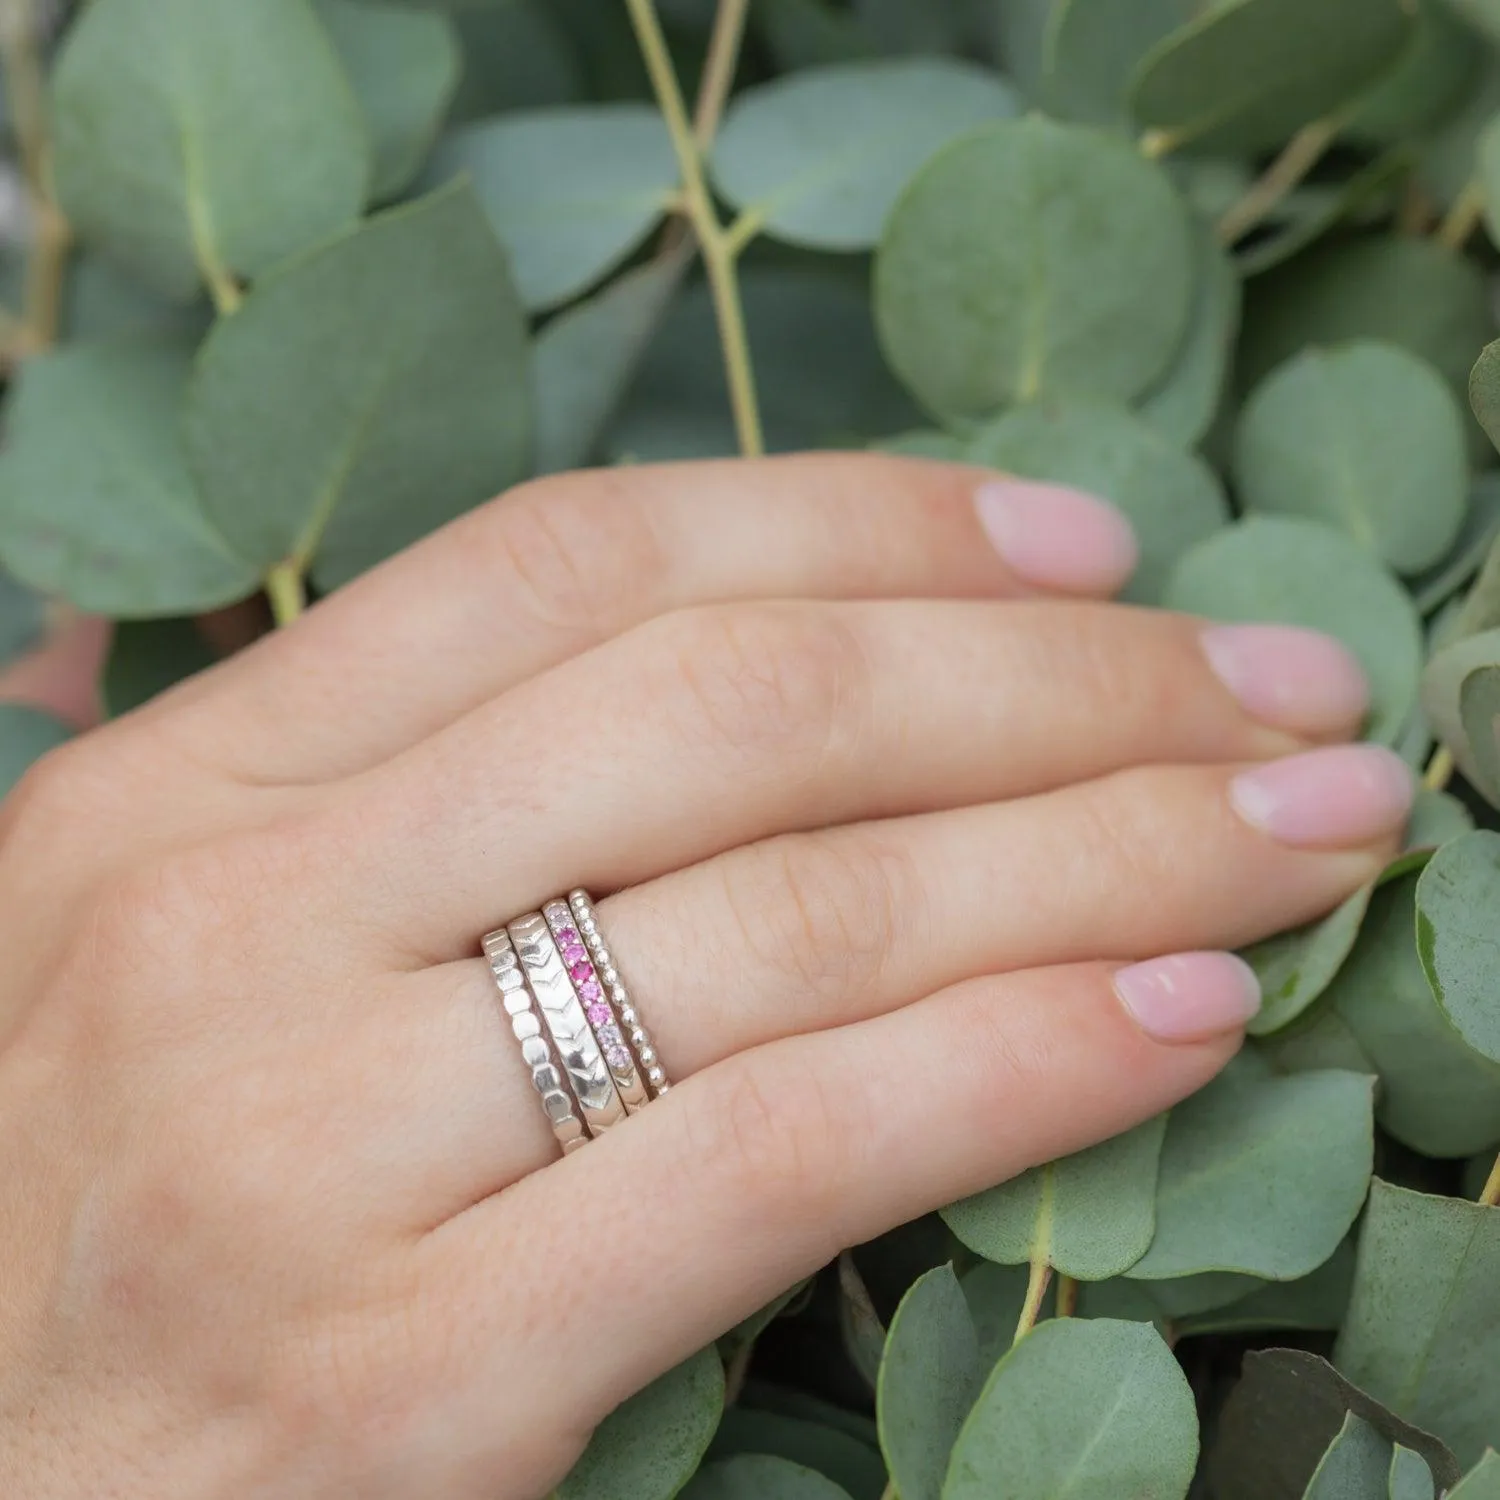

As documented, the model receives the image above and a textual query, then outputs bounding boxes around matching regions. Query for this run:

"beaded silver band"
[570,888,671,1098]
[481,927,588,1155]
[543,900,649,1114]
[509,911,627,1137]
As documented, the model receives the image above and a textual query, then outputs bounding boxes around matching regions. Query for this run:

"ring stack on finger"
[482,891,671,1152]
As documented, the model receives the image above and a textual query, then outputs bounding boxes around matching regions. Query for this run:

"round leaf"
[426,104,677,311]
[0,704,72,798]
[1043,0,1196,129]
[710,1411,885,1500]
[1390,1445,1438,1500]
[1451,1454,1500,1498]
[1421,627,1500,806]
[1243,885,1375,1038]
[680,1455,853,1500]
[874,116,1194,421]
[1415,831,1500,1065]
[1305,1412,1394,1499]
[1164,517,1424,744]
[711,58,1018,251]
[942,1319,1198,1499]
[557,1345,726,1500]
[1235,342,1468,575]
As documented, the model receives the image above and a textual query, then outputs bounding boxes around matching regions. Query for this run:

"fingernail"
[1230,744,1414,849]
[1201,624,1369,736]
[1114,952,1261,1042]
[973,479,1138,594]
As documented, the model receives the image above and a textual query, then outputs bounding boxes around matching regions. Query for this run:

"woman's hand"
[0,455,1408,1499]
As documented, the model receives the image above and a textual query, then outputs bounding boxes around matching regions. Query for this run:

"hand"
[0,454,1409,1498]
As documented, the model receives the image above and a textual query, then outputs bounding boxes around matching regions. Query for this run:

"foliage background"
[6,0,1500,1495]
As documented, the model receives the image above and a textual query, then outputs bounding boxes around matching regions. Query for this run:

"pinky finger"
[419,952,1257,1487]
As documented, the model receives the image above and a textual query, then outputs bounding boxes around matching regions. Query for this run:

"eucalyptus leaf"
[103,618,218,718]
[1164,517,1425,744]
[1414,831,1500,1064]
[968,397,1228,603]
[1345,0,1480,146]
[941,1115,1167,1281]
[1303,1412,1394,1500]
[557,1345,726,1500]
[52,0,369,300]
[1042,0,1195,130]
[711,59,1018,251]
[680,1456,853,1500]
[1172,1239,1356,1338]
[1411,474,1500,615]
[1336,1180,1500,1467]
[183,184,531,592]
[1421,628,1500,804]
[874,116,1194,421]
[709,1411,886,1500]
[0,568,43,668]
[1388,1445,1436,1500]
[0,703,73,798]
[942,1319,1198,1499]
[426,104,677,311]
[1243,885,1374,1038]
[448,2,582,122]
[1451,1454,1500,1497]
[1235,342,1468,575]
[838,1252,886,1393]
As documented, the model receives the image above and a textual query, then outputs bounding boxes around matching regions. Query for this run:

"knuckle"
[0,736,104,854]
[660,603,868,764]
[483,474,666,641]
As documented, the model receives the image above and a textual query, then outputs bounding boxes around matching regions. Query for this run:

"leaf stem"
[265,562,307,628]
[1424,744,1455,793]
[1480,1152,1500,1208]
[625,0,764,457]
[1215,115,1342,247]
[878,1480,898,1500]
[692,0,749,150]
[1055,1274,1078,1318]
[1436,178,1486,254]
[1012,1254,1052,1346]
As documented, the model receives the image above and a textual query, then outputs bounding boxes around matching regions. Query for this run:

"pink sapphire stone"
[562,946,588,967]
[579,978,603,1003]
[569,959,593,983]
[586,1002,611,1026]
[606,1045,632,1071]
[555,927,579,945]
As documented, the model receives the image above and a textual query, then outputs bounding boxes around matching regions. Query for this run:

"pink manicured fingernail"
[1231,744,1414,848]
[973,479,1138,593]
[1201,624,1369,736]
[1114,952,1261,1042]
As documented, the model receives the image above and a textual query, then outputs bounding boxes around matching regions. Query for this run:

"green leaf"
[1136,218,1241,448]
[1336,1180,1500,1467]
[837,1251,886,1394]
[557,1345,726,1500]
[874,116,1194,421]
[1388,1446,1436,1500]
[958,1261,1037,1365]
[680,1455,853,1500]
[1471,338,1500,459]
[52,0,369,300]
[183,183,531,592]
[1207,1349,1462,1500]
[1126,1064,1374,1281]
[426,105,677,311]
[1344,0,1481,147]
[0,704,72,798]
[0,339,257,616]
[1328,874,1500,1158]
[1421,628,1500,804]
[103,618,219,718]
[1043,0,1195,130]
[1129,0,1415,155]
[1172,1239,1356,1338]
[448,3,582,123]
[1415,831,1500,1064]
[1411,473,1500,615]
[0,568,44,668]
[62,253,212,343]
[1452,1453,1500,1497]
[1235,342,1468,576]
[1163,517,1425,744]
[1263,1005,1378,1078]
[941,1115,1167,1281]
[710,1411,886,1500]
[1304,1412,1393,1499]
[877,1266,984,1500]
[941,1319,1198,1499]
[534,256,682,475]
[711,59,1017,251]
[1243,885,1375,1038]
[1405,788,1475,852]
[315,0,460,201]
[968,396,1227,604]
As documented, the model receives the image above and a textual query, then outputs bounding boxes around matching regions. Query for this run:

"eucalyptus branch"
[1479,1151,1500,1208]
[1436,178,1486,254]
[1054,1274,1079,1319]
[625,0,764,457]
[693,0,749,150]
[1215,115,1342,247]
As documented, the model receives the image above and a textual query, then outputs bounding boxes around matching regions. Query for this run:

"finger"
[337,600,1368,960]
[413,955,1250,1491]
[385,744,1408,1213]
[158,455,1138,784]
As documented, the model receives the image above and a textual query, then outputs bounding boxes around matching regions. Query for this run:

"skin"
[0,455,1393,1498]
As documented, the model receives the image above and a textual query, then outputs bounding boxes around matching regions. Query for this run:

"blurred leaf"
[0,339,257,616]
[941,1115,1167,1281]
[942,1319,1197,1498]
[1236,342,1467,575]
[874,116,1194,421]
[1304,1412,1394,1498]
[0,567,43,668]
[1243,885,1374,1037]
[183,184,531,592]
[52,0,368,300]
[1130,0,1415,155]
[1208,1349,1462,1500]
[1452,1454,1500,1497]
[0,704,72,798]
[1336,1180,1500,1467]
[710,1411,886,1500]
[534,255,683,474]
[876,429,969,460]
[1415,831,1500,1063]
[969,396,1228,604]
[680,1455,853,1499]
[1043,0,1194,130]
[1405,788,1476,851]
[837,1252,885,1392]
[316,0,460,200]
[1389,1445,1436,1500]
[1345,0,1480,146]
[1173,1239,1356,1338]
[711,59,1017,251]
[426,104,676,311]
[1263,1005,1379,1078]
[1421,627,1500,803]
[740,1387,878,1454]
[103,617,218,717]
[1165,517,1425,744]
[1126,1063,1374,1281]
[448,3,583,123]
[877,1266,983,1500]
[1471,338,1500,458]
[1411,474,1500,615]
[63,253,212,342]
[958,1261,1036,1365]
[992,0,1055,98]
[558,1345,726,1500]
